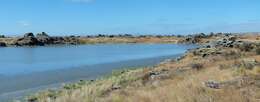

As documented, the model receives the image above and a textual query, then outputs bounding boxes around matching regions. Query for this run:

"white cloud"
[17,21,31,27]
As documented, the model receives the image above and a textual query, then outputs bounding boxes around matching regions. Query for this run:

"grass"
[26,68,145,102]
[24,35,260,102]
[78,36,181,44]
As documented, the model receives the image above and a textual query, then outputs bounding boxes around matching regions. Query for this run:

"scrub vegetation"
[16,33,260,102]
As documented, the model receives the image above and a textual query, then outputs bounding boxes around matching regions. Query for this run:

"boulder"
[204,80,221,89]
[15,33,42,46]
[24,32,34,38]
[0,42,6,47]
[184,37,200,44]
[192,48,221,57]
[36,32,49,37]
[52,37,65,44]
[206,36,240,48]
[36,32,53,44]
[16,37,41,46]
[0,35,5,38]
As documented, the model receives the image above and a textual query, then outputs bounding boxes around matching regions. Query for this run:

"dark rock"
[17,37,41,46]
[10,32,80,46]
[204,81,221,89]
[192,48,220,57]
[24,32,35,38]
[0,42,6,47]
[0,35,5,38]
[36,32,53,44]
[184,37,200,44]
[36,32,49,37]
[191,63,204,70]
[52,37,65,44]
[111,84,121,90]
[206,36,240,48]
[228,36,237,42]
[14,33,43,46]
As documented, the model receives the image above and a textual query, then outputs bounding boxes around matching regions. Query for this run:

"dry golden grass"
[78,36,182,44]
[0,38,17,44]
[99,49,260,102]
[26,36,260,102]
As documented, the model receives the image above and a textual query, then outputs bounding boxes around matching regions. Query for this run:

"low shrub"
[223,50,242,60]
[256,48,260,55]
[238,42,255,52]
[191,63,204,70]
[219,64,230,70]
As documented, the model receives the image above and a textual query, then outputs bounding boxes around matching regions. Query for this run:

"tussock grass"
[78,36,181,44]
[25,36,260,102]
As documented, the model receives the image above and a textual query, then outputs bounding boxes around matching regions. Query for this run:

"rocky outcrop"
[0,42,6,47]
[63,36,79,45]
[205,35,259,53]
[15,33,42,46]
[181,33,208,44]
[0,35,5,38]
[205,35,243,48]
[11,32,80,46]
[36,32,54,44]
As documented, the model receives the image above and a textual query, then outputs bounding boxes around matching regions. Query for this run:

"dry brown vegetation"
[25,34,260,102]
[78,36,182,44]
[0,38,18,45]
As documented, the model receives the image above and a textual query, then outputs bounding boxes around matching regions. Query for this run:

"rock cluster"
[15,32,42,46]
[204,80,221,89]
[182,33,208,44]
[205,35,252,49]
[0,42,6,47]
[0,35,5,38]
[192,48,221,57]
[13,32,80,46]
[36,32,53,44]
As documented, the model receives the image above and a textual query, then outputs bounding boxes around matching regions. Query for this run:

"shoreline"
[0,33,183,47]
[22,34,260,102]
[0,54,183,101]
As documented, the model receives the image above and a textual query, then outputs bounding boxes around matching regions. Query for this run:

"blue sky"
[0,0,260,35]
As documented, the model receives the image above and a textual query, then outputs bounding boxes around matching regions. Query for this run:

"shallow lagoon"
[0,44,195,76]
[0,44,196,101]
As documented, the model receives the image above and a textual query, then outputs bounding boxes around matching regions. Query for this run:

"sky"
[0,0,260,35]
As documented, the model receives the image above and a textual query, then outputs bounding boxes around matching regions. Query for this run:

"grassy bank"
[78,36,182,44]
[21,34,260,102]
[0,34,184,47]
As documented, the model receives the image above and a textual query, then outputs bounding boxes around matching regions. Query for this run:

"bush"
[191,63,204,70]
[223,50,241,60]
[238,42,255,52]
[219,64,230,70]
[256,48,260,55]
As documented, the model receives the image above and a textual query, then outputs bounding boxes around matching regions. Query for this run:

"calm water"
[0,44,196,101]
[0,44,194,76]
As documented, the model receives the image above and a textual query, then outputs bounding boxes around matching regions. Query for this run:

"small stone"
[204,81,221,89]
[111,84,121,90]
